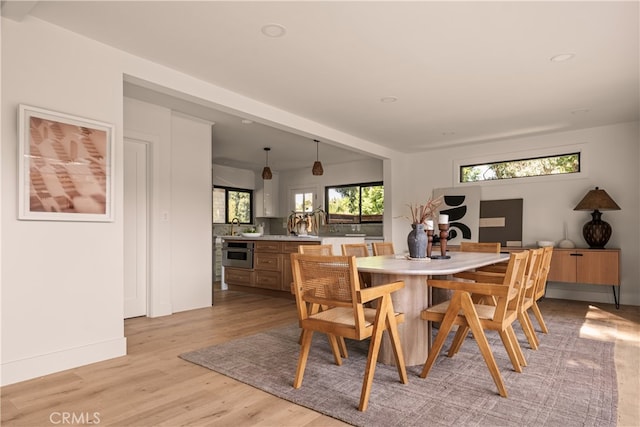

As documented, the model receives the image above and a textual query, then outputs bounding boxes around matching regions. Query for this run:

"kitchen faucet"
[230,217,240,236]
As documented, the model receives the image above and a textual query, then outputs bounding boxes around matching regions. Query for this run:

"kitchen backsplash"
[213,218,382,237]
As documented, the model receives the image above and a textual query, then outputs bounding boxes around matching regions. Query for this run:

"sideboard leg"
[612,286,620,309]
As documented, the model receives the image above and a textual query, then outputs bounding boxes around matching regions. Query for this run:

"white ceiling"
[4,1,639,172]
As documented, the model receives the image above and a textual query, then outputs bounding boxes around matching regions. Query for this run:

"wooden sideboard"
[487,246,621,308]
[448,245,621,307]
[546,248,620,308]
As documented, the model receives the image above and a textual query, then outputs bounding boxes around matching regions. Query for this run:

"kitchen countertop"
[219,235,377,242]
[220,235,321,241]
[219,235,371,263]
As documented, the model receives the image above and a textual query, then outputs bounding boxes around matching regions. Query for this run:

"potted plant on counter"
[287,207,326,236]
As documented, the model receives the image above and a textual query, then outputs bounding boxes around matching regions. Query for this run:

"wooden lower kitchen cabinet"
[254,241,284,291]
[224,267,254,287]
[224,239,320,295]
[282,241,313,293]
[547,248,621,308]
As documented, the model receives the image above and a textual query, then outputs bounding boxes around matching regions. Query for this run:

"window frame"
[324,181,384,224]
[212,186,254,224]
[291,187,316,214]
[453,144,587,187]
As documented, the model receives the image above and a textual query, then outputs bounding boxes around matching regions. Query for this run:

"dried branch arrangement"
[407,195,443,224]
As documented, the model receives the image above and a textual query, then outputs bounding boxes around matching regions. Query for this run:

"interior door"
[124,139,149,318]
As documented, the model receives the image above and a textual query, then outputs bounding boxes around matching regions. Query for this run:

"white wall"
[170,113,212,312]
[123,98,173,316]
[391,122,640,306]
[2,16,219,385]
[1,17,127,385]
[124,99,213,315]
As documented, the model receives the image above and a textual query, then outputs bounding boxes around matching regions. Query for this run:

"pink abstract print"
[28,117,107,214]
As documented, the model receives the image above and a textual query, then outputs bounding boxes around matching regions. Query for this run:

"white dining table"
[356,251,510,366]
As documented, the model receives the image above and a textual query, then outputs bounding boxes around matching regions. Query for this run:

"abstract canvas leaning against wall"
[432,186,481,245]
[18,105,114,222]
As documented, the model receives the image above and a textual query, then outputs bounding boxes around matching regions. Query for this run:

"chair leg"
[519,311,539,350]
[448,325,469,357]
[531,301,549,334]
[327,334,343,366]
[460,293,508,398]
[420,293,461,379]
[294,329,314,389]
[298,331,347,359]
[359,295,389,411]
[337,337,349,358]
[526,312,540,347]
[499,328,524,372]
[384,304,408,385]
[506,325,527,368]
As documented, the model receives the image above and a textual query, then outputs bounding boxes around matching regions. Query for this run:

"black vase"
[407,223,427,258]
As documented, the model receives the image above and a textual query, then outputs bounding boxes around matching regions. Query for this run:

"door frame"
[124,136,151,318]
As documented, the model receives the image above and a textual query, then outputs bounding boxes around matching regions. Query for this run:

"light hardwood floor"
[2,289,638,426]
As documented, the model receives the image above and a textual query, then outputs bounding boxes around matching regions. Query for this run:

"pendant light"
[261,147,272,180]
[312,139,324,176]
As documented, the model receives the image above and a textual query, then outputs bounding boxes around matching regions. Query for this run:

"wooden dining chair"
[455,248,543,351]
[341,243,372,287]
[460,241,501,253]
[450,241,503,304]
[460,241,507,274]
[372,241,395,256]
[517,248,544,349]
[298,244,334,256]
[292,245,336,294]
[420,250,529,397]
[296,244,348,359]
[529,246,554,334]
[290,254,408,411]
[341,243,370,257]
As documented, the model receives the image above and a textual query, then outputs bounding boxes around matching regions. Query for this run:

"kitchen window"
[325,182,383,224]
[213,186,253,224]
[293,189,314,214]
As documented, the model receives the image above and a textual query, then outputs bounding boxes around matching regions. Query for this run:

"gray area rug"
[180,311,617,427]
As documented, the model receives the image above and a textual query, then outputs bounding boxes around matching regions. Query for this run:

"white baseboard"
[149,302,173,318]
[1,337,127,386]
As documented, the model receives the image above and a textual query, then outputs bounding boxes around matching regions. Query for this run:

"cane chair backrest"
[372,242,395,256]
[298,244,334,256]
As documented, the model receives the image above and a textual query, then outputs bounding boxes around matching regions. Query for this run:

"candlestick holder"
[431,223,451,259]
[426,229,434,258]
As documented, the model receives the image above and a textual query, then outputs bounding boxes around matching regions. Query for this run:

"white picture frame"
[18,105,115,222]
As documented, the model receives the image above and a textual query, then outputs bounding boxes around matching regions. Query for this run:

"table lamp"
[573,186,620,248]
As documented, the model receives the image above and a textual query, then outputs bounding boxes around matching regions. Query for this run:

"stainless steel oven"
[221,241,254,268]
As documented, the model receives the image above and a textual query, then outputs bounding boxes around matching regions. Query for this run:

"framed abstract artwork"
[479,198,524,247]
[18,105,114,221]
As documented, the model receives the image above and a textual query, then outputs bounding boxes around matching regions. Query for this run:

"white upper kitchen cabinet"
[256,174,279,218]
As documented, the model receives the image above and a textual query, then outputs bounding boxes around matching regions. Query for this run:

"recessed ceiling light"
[550,53,575,62]
[380,96,398,103]
[241,119,253,124]
[261,23,287,38]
